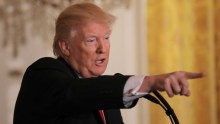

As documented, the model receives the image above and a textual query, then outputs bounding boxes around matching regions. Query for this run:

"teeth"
[96,59,104,64]
[96,60,102,64]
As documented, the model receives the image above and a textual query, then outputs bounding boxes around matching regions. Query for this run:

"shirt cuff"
[123,76,148,107]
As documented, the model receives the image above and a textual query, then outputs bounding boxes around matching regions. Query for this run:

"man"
[13,3,203,124]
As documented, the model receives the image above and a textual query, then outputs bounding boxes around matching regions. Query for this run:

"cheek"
[107,43,110,51]
[79,48,96,64]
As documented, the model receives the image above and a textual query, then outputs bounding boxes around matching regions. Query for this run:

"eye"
[104,35,110,41]
[87,38,95,42]
[105,37,109,40]
[85,37,97,45]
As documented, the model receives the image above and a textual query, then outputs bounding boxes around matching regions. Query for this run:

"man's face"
[67,21,111,78]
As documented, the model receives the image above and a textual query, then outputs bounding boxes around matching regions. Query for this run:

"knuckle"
[181,81,189,88]
[175,71,184,77]
[169,75,175,80]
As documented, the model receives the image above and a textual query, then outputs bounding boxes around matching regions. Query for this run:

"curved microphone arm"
[143,91,179,124]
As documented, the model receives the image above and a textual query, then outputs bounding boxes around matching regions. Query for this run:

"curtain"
[146,0,220,124]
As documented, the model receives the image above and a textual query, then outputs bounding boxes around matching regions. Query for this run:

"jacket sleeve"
[16,61,136,116]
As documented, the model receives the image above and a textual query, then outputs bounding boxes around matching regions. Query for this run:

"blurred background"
[0,0,219,124]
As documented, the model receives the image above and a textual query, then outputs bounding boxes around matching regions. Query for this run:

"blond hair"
[53,3,116,57]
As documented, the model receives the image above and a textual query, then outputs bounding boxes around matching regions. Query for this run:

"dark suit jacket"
[13,57,137,124]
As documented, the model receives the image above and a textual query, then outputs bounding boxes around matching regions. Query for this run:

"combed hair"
[53,3,116,57]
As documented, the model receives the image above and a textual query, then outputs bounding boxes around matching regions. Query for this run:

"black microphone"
[143,91,179,124]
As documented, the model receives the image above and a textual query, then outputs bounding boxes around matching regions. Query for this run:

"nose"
[96,40,108,54]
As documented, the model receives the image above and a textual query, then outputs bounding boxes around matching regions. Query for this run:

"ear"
[58,40,70,56]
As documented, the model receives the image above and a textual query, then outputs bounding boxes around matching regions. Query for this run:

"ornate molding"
[0,0,130,58]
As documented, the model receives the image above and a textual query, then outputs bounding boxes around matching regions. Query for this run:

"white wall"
[105,1,149,124]
[0,0,149,124]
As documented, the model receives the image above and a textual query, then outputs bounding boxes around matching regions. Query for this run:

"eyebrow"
[85,30,112,38]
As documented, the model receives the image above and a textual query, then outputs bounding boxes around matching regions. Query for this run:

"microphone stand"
[144,91,179,124]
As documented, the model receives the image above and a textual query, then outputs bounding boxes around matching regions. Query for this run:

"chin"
[94,69,106,76]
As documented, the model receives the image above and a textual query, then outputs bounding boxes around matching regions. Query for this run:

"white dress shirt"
[123,76,148,107]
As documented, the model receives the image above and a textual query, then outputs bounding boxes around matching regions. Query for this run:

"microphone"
[143,91,179,124]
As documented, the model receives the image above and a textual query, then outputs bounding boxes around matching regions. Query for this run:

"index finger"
[185,72,204,79]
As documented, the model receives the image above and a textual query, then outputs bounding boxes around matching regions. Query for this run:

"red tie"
[99,110,106,124]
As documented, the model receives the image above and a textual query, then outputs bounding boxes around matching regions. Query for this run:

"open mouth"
[96,58,105,65]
